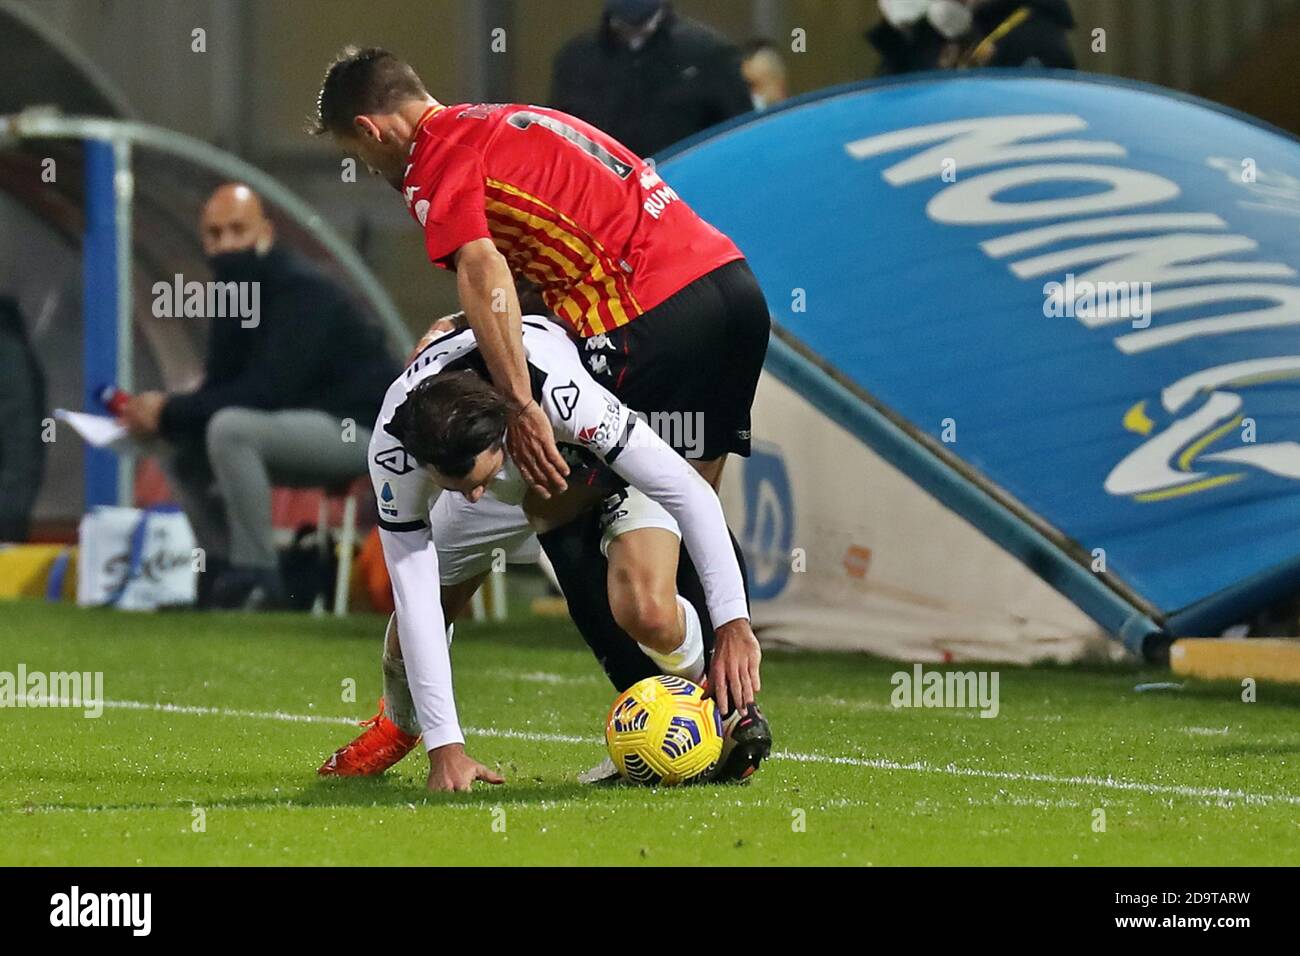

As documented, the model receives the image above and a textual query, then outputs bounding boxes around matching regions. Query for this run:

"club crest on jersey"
[374,446,415,475]
[551,382,580,421]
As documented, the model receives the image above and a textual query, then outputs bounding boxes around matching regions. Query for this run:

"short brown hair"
[384,371,510,478]
[311,46,428,136]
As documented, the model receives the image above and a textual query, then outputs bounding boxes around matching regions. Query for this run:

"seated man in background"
[119,183,399,609]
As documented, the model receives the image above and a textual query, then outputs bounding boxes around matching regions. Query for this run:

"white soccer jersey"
[368,317,748,751]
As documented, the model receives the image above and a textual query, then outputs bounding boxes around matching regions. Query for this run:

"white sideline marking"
[480,669,602,686]
[20,696,1300,808]
[772,749,1300,807]
[19,696,594,745]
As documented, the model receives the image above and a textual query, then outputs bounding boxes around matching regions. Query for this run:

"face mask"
[927,0,973,39]
[207,246,265,283]
[879,0,933,27]
[879,0,972,38]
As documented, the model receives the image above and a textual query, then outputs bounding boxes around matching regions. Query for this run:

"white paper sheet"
[53,409,139,453]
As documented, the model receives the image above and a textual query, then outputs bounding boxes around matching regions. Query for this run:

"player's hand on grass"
[426,743,505,792]
[120,391,166,436]
[709,618,762,715]
[508,399,569,498]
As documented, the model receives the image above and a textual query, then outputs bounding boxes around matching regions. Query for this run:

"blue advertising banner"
[660,73,1300,637]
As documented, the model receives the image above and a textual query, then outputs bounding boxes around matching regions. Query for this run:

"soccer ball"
[604,675,722,786]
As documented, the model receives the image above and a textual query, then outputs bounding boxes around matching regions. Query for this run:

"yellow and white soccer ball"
[604,675,723,786]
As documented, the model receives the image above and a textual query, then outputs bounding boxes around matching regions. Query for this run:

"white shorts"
[431,487,681,584]
[431,491,539,585]
[596,487,680,557]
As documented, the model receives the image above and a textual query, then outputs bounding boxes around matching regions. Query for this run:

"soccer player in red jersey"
[312,47,770,788]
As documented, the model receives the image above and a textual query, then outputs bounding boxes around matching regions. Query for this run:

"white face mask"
[879,0,973,39]
[879,0,933,26]
[927,0,973,39]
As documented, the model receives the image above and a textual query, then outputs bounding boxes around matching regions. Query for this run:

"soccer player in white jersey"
[320,317,767,791]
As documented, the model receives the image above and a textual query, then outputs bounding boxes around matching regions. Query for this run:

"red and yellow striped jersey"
[402,103,742,337]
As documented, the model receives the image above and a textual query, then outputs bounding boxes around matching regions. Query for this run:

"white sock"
[379,613,416,738]
[379,613,450,737]
[639,595,706,683]
[381,649,420,737]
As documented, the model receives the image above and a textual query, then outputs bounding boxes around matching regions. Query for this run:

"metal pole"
[81,138,118,509]
[3,112,411,355]
[113,134,134,507]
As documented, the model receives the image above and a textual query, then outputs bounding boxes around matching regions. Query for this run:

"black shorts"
[583,258,770,461]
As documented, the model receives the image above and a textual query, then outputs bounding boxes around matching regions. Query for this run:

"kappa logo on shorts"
[551,382,581,420]
[374,446,416,475]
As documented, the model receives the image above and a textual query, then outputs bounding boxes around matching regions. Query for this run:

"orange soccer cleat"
[317,698,421,777]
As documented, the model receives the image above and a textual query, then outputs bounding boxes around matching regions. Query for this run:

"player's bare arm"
[453,238,569,498]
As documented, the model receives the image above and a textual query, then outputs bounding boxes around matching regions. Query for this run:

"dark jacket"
[159,246,398,438]
[867,13,952,76]
[0,297,46,540]
[868,0,1075,75]
[550,4,753,158]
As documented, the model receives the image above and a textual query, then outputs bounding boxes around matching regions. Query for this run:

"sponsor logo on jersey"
[374,447,415,475]
[551,382,580,420]
[579,400,624,451]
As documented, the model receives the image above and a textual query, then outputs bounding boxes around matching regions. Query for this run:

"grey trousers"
[155,407,372,570]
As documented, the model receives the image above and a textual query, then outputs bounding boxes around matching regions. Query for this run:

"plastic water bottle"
[97,384,132,415]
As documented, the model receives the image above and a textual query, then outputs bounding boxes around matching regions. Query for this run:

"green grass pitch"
[2,599,1298,866]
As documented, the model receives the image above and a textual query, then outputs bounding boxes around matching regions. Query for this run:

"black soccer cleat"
[710,702,772,783]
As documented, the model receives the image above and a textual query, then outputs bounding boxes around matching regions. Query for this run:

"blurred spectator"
[119,183,397,609]
[0,297,46,541]
[740,38,790,110]
[868,0,1075,75]
[550,0,753,157]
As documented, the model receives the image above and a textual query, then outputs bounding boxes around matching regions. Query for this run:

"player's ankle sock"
[381,651,420,737]
[639,595,705,683]
[380,616,420,736]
